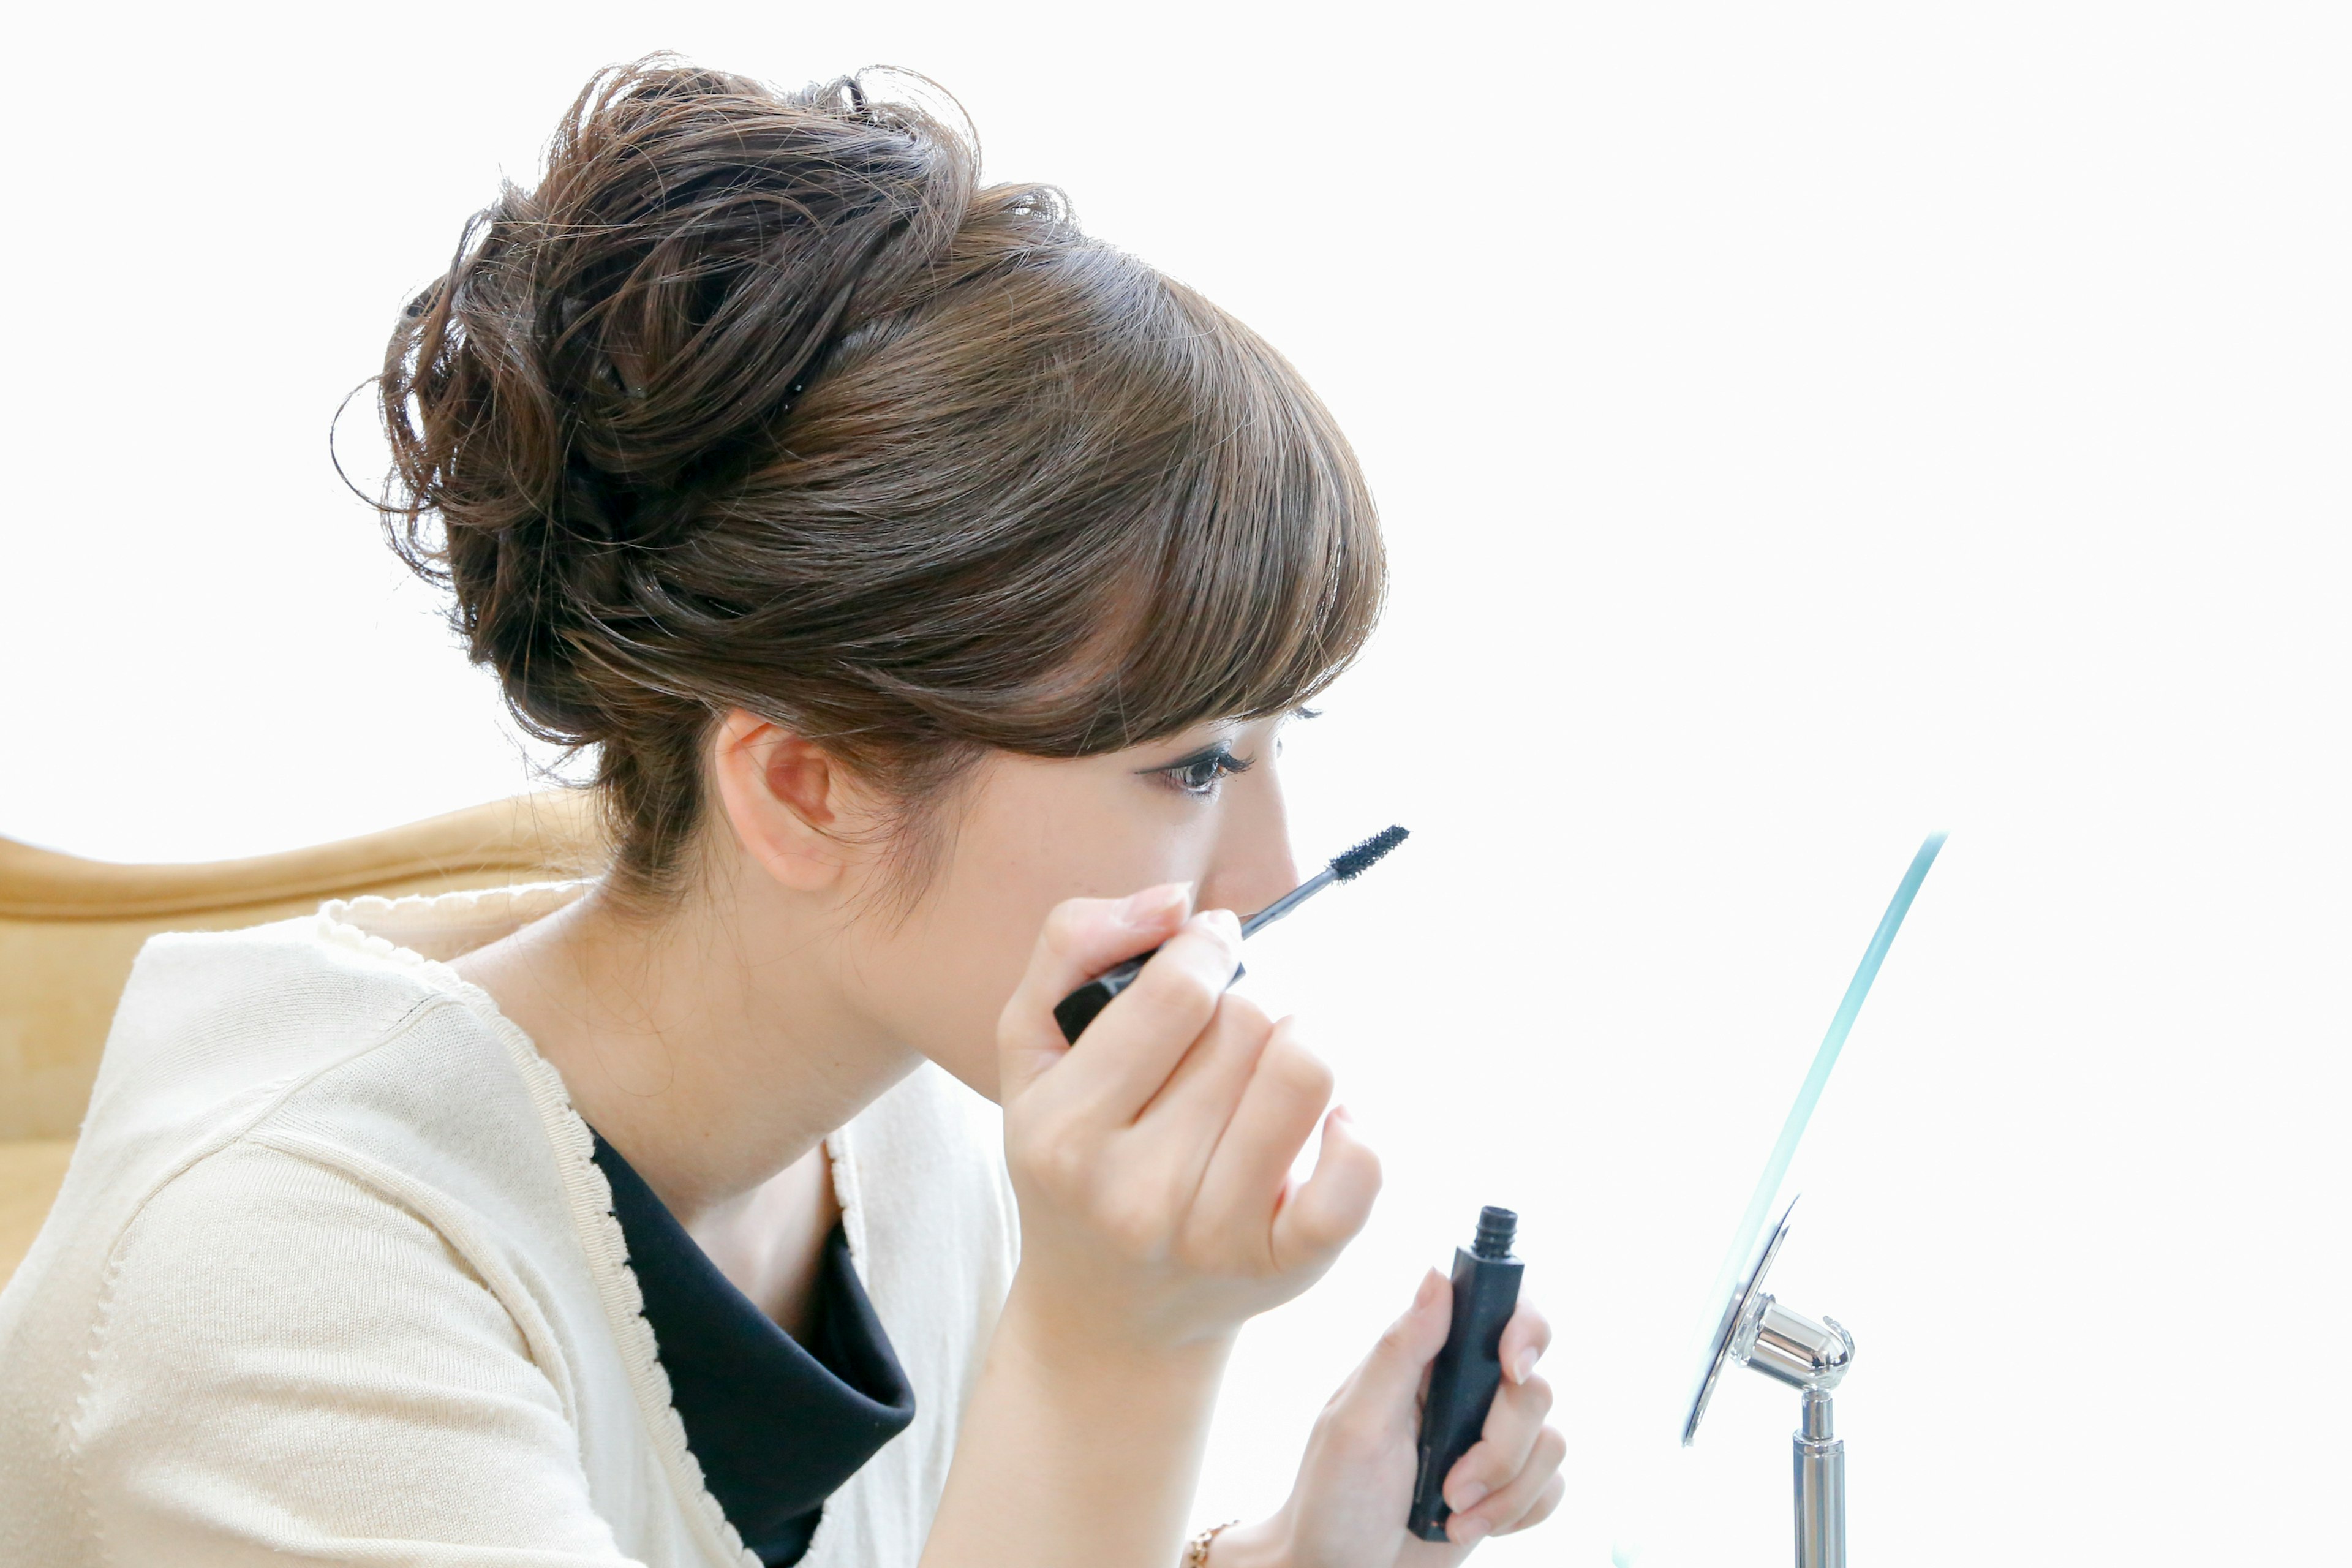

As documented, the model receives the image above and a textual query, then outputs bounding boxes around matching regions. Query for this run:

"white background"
[4,3,2346,1562]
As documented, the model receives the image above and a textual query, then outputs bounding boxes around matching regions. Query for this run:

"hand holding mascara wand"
[1053,825,1410,1042]
[1019,824,1562,1550]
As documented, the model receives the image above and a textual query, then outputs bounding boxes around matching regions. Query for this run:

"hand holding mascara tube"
[1408,1207,1528,1540]
[1229,1222,1562,1561]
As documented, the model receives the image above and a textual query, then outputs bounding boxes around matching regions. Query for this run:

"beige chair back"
[1,795,600,1281]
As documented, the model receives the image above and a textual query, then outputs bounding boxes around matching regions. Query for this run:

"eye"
[1154,744,1256,799]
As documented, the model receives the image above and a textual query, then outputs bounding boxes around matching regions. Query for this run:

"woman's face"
[846,712,1306,1102]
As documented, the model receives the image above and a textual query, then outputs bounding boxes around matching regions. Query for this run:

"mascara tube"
[1407,1206,1524,1542]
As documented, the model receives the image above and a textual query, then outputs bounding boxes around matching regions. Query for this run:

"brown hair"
[377,57,1384,910]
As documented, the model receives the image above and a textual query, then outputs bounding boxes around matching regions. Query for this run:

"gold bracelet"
[1182,1518,1242,1568]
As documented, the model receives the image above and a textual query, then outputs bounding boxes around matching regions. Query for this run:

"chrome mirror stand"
[1738,1287,1852,1568]
[1683,1199,1852,1568]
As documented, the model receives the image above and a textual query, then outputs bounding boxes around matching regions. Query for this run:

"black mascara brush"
[1053,826,1410,1043]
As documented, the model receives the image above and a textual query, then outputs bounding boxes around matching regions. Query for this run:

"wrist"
[1000,1270,1241,1376]
[988,1284,1238,1465]
[1204,1515,1289,1568]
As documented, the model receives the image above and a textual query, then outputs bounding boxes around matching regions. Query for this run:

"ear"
[709,709,870,892]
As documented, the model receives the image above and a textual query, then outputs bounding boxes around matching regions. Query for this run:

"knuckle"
[1096,1189,1172,1262]
[1170,965,1224,1015]
[1217,992,1273,1036]
[1532,1423,1567,1471]
[1041,899,1095,951]
[1267,1037,1335,1102]
[1022,1126,1088,1196]
[1135,960,1220,1022]
[1215,1005,1278,1069]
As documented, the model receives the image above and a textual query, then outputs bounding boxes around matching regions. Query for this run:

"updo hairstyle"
[377,58,1385,911]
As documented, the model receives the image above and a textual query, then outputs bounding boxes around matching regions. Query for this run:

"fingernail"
[1330,1103,1354,1126]
[1121,882,1191,925]
[1414,1269,1444,1311]
[1512,1348,1539,1384]
[1196,907,1242,943]
[1453,1513,1491,1543]
[1450,1480,1489,1512]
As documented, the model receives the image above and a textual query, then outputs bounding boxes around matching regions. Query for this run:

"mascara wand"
[1054,826,1409,1043]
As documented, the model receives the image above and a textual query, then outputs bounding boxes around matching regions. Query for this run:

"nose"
[1196,767,1298,916]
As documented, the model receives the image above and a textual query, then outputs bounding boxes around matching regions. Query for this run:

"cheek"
[869,857,1079,1102]
[932,808,1183,995]
[876,769,1215,1088]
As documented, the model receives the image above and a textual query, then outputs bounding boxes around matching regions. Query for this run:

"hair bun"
[376,56,975,737]
[367,56,1382,915]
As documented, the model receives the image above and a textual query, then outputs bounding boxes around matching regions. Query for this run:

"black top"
[590,1131,916,1567]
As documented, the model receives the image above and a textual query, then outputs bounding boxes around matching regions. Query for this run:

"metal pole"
[1792,1387,1845,1568]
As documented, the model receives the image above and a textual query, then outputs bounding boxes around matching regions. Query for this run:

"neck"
[450,859,921,1232]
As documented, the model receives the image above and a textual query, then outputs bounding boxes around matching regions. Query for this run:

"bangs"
[678,198,1385,767]
[1070,279,1387,751]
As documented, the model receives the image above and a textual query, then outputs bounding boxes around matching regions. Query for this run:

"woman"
[0,59,1564,1567]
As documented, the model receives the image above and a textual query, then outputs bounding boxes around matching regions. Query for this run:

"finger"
[1499,1298,1553,1387]
[997,884,1193,1097]
[1054,908,1247,1123]
[1268,1101,1381,1271]
[1128,992,1276,1202]
[1341,1263,1454,1417]
[1187,1018,1335,1259]
[1442,1373,1555,1517]
[1455,1426,1566,1541]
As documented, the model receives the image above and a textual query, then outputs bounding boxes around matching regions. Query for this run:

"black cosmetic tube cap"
[1406,1206,1524,1541]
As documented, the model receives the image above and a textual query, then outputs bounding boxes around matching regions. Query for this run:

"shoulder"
[100,1136,543,1373]
[64,1137,634,1562]
[63,906,598,1384]
[83,888,590,1211]
[53,891,602,1374]
[87,899,531,1141]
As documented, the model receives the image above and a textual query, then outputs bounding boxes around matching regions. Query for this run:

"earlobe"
[710,710,849,892]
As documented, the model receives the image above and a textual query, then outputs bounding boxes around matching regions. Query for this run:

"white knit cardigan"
[0,882,1021,1567]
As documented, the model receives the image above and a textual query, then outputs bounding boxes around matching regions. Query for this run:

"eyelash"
[1158,745,1256,799]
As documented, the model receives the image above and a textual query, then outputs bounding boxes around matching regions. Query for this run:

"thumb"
[1347,1265,1455,1416]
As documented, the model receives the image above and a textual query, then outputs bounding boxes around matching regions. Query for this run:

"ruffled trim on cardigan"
[312,881,804,1568]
